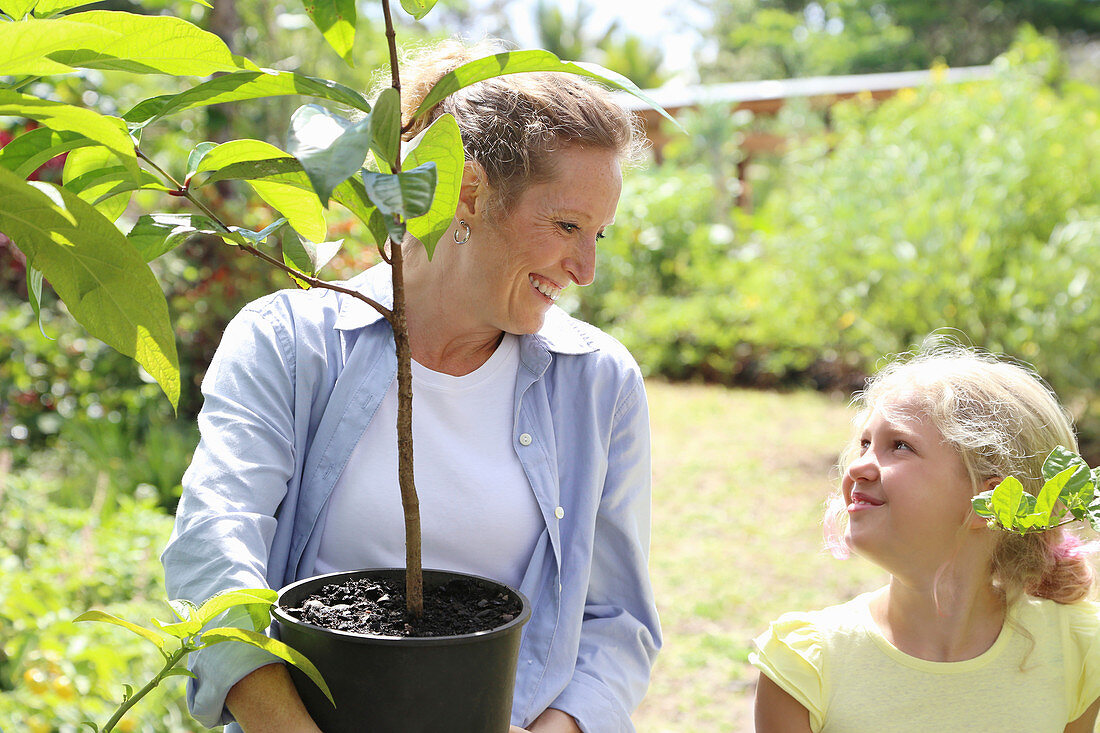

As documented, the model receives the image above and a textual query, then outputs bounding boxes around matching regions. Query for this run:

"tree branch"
[135,147,394,322]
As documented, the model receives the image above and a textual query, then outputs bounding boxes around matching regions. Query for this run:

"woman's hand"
[226,662,322,733]
[510,708,582,732]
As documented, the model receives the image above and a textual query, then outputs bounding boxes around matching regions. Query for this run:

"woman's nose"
[565,237,596,287]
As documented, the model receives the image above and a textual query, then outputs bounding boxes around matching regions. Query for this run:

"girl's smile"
[842,395,978,571]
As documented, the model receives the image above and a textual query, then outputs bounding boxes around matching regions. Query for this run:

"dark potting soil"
[283,576,522,637]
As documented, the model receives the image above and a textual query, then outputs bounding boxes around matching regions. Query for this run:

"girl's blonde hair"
[394,38,646,219]
[825,342,1095,604]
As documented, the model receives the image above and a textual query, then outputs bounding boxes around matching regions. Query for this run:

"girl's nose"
[846,449,879,483]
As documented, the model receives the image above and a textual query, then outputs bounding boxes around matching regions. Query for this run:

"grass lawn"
[634,379,1100,732]
[635,379,884,731]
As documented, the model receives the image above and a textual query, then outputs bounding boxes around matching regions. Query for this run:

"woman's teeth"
[530,276,561,301]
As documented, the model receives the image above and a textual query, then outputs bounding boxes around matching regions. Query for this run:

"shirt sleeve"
[1065,599,1100,720]
[551,372,661,733]
[161,296,298,726]
[750,612,827,732]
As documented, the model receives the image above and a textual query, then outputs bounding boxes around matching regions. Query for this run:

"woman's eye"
[558,222,578,233]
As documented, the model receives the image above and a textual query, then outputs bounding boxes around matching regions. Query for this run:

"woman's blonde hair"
[394,38,646,219]
[825,342,1095,604]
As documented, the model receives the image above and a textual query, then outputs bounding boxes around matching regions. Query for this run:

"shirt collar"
[333,264,598,356]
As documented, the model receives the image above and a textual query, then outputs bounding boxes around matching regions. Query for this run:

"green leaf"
[303,0,356,66]
[1088,497,1100,533]
[168,599,198,623]
[1014,491,1037,519]
[150,616,201,639]
[201,627,335,706]
[972,490,995,519]
[127,213,225,261]
[0,170,180,408]
[26,264,50,339]
[411,49,681,130]
[37,11,251,76]
[1042,446,1089,482]
[369,87,400,173]
[193,140,327,242]
[404,113,463,259]
[287,104,371,205]
[0,0,38,20]
[162,667,198,680]
[74,610,168,651]
[399,0,437,20]
[380,213,406,245]
[189,142,378,245]
[124,70,371,129]
[32,0,101,14]
[0,126,92,180]
[362,162,437,221]
[229,218,288,248]
[64,165,166,219]
[1033,465,1077,527]
[186,142,218,183]
[196,588,278,628]
[283,230,342,285]
[330,175,382,240]
[990,476,1024,529]
[62,145,149,221]
[0,91,139,178]
[0,15,117,75]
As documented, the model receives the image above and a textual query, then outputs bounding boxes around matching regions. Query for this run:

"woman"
[162,40,660,733]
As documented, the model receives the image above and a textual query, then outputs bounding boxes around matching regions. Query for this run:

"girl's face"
[841,395,978,576]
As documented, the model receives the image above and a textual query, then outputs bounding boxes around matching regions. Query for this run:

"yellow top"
[750,592,1100,732]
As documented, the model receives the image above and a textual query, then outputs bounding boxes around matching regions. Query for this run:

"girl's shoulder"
[1013,595,1100,638]
[753,591,880,666]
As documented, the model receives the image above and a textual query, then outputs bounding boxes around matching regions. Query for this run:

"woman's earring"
[453,219,471,245]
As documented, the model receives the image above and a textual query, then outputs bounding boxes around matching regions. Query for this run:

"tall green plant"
[0,0,675,621]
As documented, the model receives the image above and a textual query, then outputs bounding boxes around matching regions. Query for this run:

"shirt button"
[555,506,565,519]
[519,433,533,446]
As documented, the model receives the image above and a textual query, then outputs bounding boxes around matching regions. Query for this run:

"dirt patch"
[283,576,521,637]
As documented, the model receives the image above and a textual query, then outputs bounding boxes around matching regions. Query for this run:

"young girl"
[751,346,1100,732]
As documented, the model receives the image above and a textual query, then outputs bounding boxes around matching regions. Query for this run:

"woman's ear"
[456,160,487,222]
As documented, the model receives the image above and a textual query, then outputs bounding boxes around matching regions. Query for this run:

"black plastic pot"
[271,568,532,733]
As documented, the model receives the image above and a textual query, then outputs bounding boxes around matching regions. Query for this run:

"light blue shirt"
[161,264,660,732]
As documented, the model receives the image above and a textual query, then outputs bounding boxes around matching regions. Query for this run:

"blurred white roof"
[617,65,995,112]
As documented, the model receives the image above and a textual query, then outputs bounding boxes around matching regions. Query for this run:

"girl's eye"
[895,440,913,452]
[596,231,606,240]
[858,439,871,454]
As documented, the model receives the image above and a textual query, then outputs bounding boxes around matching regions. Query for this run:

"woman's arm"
[550,370,661,731]
[162,298,301,725]
[754,672,813,733]
[1064,696,1100,733]
[226,663,321,733]
[509,708,582,733]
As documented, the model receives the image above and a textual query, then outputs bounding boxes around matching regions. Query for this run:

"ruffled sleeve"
[1064,600,1100,720]
[749,612,827,732]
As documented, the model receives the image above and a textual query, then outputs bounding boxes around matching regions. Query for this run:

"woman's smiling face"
[460,145,622,336]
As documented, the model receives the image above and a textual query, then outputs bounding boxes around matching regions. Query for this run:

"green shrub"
[0,474,202,732]
[582,32,1100,429]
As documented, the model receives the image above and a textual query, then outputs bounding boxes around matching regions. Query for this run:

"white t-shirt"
[315,333,543,590]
